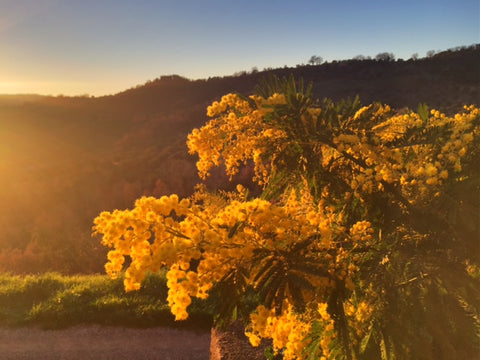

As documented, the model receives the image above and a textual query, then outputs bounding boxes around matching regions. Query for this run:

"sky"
[0,0,478,96]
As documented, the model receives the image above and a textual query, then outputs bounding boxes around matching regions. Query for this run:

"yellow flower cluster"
[94,187,360,321]
[94,195,191,292]
[245,303,312,360]
[317,302,336,358]
[344,299,374,341]
[247,302,336,359]
[332,104,479,206]
[349,220,374,244]
[165,265,204,320]
[206,93,252,117]
[187,92,289,184]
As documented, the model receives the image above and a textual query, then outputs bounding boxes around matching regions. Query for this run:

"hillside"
[0,44,478,274]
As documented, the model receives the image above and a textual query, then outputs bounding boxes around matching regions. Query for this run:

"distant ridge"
[109,43,479,113]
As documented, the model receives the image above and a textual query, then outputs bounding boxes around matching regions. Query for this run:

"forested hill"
[0,44,478,274]
[113,43,479,114]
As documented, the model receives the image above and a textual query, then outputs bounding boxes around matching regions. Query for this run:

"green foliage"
[252,241,327,315]
[253,75,363,202]
[206,266,255,329]
[417,102,429,122]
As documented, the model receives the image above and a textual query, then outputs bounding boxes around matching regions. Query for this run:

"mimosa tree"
[94,76,480,359]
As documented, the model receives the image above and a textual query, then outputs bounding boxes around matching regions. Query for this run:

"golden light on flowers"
[93,77,480,360]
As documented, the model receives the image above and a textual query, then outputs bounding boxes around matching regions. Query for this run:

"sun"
[0,81,25,94]
[0,81,51,95]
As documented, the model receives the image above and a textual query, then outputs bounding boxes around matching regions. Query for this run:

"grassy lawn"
[0,272,212,330]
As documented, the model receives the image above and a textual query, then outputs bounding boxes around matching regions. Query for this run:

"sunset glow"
[0,81,67,95]
[0,80,124,96]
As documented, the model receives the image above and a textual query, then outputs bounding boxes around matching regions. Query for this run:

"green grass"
[0,272,212,330]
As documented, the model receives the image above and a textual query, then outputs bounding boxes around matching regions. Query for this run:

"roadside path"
[0,325,210,360]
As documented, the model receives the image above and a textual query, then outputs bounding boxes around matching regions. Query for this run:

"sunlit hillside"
[0,45,478,274]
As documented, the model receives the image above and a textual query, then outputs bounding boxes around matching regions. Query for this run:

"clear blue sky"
[1,0,478,96]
